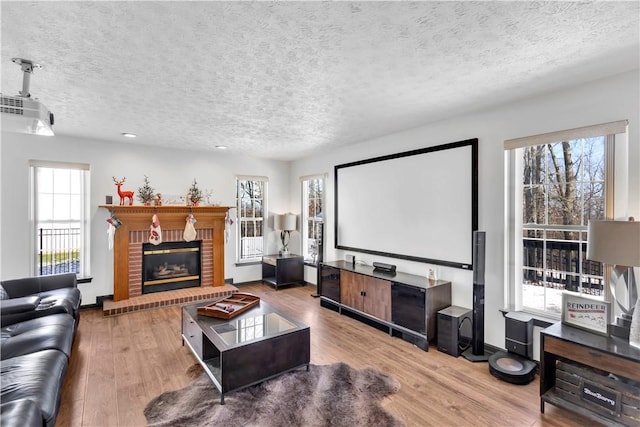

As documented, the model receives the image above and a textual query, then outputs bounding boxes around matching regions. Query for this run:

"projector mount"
[1,57,55,136]
[12,57,42,98]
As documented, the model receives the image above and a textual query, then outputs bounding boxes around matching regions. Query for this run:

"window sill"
[77,276,93,284]
[235,261,261,267]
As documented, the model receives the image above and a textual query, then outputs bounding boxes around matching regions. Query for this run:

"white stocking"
[149,214,162,245]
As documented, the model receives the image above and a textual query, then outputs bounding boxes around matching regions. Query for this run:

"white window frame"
[300,174,326,264]
[236,176,268,263]
[505,120,627,318]
[29,160,91,278]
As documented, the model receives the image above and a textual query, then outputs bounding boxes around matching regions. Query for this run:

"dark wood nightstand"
[261,254,304,290]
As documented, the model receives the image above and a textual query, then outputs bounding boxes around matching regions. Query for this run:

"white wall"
[1,70,637,351]
[0,134,291,304]
[291,70,640,350]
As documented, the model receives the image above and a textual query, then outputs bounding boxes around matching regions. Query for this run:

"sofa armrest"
[0,296,41,314]
[0,273,77,298]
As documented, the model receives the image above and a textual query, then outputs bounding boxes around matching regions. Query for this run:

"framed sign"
[562,291,611,335]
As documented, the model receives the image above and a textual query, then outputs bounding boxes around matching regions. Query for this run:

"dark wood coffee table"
[182,298,310,404]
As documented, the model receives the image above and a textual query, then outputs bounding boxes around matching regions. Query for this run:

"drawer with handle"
[182,312,203,358]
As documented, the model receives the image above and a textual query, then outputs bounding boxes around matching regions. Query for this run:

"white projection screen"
[335,139,478,269]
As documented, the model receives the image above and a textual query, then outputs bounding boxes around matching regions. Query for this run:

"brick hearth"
[102,283,238,316]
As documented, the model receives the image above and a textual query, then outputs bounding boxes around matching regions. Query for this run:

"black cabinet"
[319,264,340,302]
[261,254,304,290]
[391,283,426,334]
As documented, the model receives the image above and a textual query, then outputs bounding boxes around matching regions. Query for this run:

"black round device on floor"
[488,351,537,385]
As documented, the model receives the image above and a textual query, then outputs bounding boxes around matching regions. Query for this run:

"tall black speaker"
[317,222,324,264]
[463,231,489,362]
[312,223,324,298]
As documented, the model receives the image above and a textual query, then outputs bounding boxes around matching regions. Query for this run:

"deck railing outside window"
[240,236,263,260]
[522,238,603,296]
[38,227,81,275]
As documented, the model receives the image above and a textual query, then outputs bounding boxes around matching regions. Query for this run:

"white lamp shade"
[282,213,297,231]
[274,213,297,231]
[587,220,640,267]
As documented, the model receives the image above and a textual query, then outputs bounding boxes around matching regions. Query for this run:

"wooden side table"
[261,254,304,290]
[540,322,640,426]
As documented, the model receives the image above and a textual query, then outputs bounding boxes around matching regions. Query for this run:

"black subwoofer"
[437,306,472,357]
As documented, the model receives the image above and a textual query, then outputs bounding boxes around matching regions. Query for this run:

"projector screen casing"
[334,138,478,269]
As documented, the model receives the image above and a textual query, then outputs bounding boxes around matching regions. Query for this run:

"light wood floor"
[56,283,597,427]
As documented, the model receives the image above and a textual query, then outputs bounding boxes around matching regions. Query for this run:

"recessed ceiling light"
[216,145,227,150]
[121,132,137,138]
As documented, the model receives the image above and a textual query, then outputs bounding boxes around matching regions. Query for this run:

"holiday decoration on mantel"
[106,212,122,250]
[107,222,115,250]
[187,179,203,206]
[113,177,134,206]
[137,175,156,206]
[225,211,234,243]
[203,189,213,205]
[149,214,162,245]
[184,213,197,242]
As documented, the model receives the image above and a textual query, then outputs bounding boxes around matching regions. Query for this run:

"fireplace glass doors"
[142,240,201,294]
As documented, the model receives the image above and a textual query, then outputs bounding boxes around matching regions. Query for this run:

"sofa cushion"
[0,273,77,299]
[39,287,82,317]
[1,349,67,427]
[0,296,41,314]
[0,399,43,427]
[1,314,75,359]
[1,288,81,327]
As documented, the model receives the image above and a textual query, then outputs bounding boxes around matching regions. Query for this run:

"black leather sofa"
[0,273,81,327]
[0,273,81,427]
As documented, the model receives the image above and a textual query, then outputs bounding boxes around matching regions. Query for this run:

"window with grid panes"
[505,121,627,316]
[301,176,324,263]
[30,161,91,278]
[236,177,267,262]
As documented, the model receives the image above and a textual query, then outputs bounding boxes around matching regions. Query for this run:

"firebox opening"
[142,240,201,294]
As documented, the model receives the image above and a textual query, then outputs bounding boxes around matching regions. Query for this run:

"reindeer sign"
[113,177,134,206]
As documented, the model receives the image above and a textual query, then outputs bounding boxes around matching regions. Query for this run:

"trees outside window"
[301,176,324,263]
[520,137,606,314]
[236,177,267,262]
[505,120,629,318]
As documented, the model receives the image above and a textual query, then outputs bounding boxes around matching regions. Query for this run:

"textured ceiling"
[1,1,639,160]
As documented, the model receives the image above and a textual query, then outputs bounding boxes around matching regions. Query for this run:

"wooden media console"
[319,260,451,350]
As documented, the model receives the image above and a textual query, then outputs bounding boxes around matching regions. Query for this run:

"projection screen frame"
[334,138,478,270]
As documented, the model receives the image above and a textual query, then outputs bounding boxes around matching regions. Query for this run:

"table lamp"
[587,218,640,346]
[276,213,297,255]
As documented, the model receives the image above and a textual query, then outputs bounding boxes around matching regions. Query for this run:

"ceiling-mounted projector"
[1,95,55,136]
[1,58,54,136]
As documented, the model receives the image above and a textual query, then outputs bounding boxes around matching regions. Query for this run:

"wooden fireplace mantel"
[100,205,230,301]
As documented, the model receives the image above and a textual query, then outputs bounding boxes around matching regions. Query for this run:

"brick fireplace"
[102,205,229,301]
